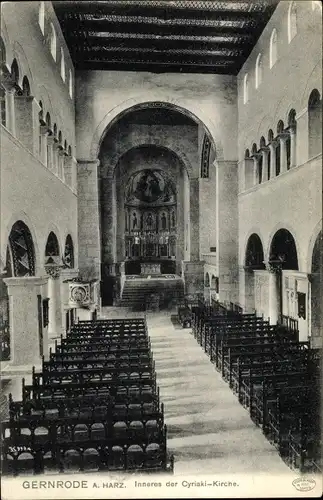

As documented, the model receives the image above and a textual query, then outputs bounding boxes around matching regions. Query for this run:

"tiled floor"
[100,308,293,475]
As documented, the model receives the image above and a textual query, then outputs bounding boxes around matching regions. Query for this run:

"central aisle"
[145,311,293,476]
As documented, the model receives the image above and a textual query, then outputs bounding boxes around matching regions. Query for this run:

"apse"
[114,144,186,270]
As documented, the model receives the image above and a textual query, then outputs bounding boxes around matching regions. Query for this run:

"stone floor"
[100,307,293,476]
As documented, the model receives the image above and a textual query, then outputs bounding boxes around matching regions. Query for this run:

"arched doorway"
[244,233,265,314]
[268,228,299,328]
[311,230,322,347]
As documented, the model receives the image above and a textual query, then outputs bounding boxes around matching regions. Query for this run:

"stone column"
[3,276,48,366]
[261,148,269,182]
[215,160,239,303]
[60,269,79,335]
[77,159,101,280]
[265,261,282,325]
[45,265,62,339]
[290,127,297,168]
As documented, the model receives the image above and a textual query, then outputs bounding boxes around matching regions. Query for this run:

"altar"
[140,262,161,275]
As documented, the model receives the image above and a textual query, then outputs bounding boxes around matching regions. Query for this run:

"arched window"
[11,59,19,86]
[64,235,74,268]
[38,1,45,35]
[8,221,36,276]
[269,29,278,68]
[308,89,322,157]
[50,23,57,61]
[255,53,263,89]
[0,85,6,126]
[69,69,73,98]
[243,73,249,104]
[60,48,65,81]
[288,2,297,43]
[22,76,30,96]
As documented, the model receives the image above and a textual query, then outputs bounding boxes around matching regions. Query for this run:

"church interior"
[0,0,322,482]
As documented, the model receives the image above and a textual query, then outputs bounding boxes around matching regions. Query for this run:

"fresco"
[125,169,175,204]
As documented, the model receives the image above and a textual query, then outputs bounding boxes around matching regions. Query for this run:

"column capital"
[45,264,62,279]
[77,158,100,167]
[264,260,283,274]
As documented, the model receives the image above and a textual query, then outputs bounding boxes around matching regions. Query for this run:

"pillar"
[290,127,297,168]
[190,177,200,261]
[39,125,49,165]
[252,156,258,185]
[261,149,269,182]
[266,262,282,324]
[58,149,65,181]
[52,142,60,176]
[215,160,239,303]
[296,107,308,166]
[3,276,48,366]
[45,265,62,339]
[77,158,101,280]
[279,135,288,174]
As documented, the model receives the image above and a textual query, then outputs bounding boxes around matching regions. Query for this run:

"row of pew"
[1,318,174,476]
[191,300,322,474]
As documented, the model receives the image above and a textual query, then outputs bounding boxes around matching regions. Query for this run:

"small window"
[243,73,249,104]
[38,2,45,35]
[288,2,297,43]
[69,69,73,98]
[255,53,263,88]
[60,48,65,81]
[269,29,278,68]
[50,23,57,61]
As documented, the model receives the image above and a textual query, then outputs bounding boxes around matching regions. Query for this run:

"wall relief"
[125,169,176,205]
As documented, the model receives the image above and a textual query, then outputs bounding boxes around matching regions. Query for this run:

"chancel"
[0,0,322,486]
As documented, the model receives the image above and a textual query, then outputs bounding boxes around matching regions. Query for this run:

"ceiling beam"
[57,20,254,37]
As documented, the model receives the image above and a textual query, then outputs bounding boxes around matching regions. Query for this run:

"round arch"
[245,233,265,269]
[90,98,224,161]
[205,272,210,287]
[269,228,299,270]
[108,142,193,179]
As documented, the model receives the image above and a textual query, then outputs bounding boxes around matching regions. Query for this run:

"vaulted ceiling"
[53,0,279,74]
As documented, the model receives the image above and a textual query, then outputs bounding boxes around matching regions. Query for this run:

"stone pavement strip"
[145,312,293,476]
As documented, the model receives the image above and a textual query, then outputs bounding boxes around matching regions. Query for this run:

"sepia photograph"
[0,1,322,498]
